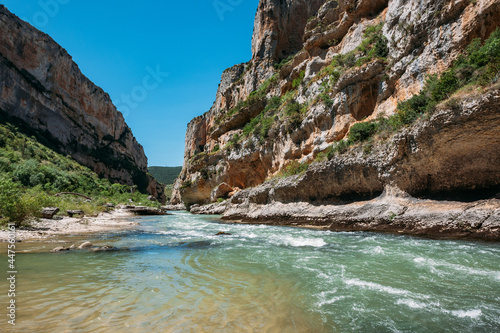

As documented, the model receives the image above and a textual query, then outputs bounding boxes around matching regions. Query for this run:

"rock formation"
[0,5,165,202]
[174,0,500,238]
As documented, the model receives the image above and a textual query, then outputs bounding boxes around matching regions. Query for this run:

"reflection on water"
[1,212,500,332]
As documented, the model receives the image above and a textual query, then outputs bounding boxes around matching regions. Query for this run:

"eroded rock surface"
[173,0,500,209]
[173,0,499,238]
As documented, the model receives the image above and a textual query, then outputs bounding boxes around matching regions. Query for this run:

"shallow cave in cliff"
[309,190,384,206]
[411,184,500,203]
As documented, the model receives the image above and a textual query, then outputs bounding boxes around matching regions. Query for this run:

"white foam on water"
[413,257,500,281]
[296,266,322,273]
[283,236,326,247]
[296,256,322,262]
[241,232,258,239]
[396,298,428,309]
[362,246,385,254]
[316,296,345,307]
[396,298,483,320]
[450,309,482,319]
[267,234,326,247]
[446,264,500,281]
[344,278,409,296]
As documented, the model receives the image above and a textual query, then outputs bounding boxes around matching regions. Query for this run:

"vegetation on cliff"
[324,28,500,156]
[173,0,500,208]
[200,27,498,167]
[0,121,160,227]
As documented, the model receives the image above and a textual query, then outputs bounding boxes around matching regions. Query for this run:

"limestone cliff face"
[173,0,500,208]
[0,6,164,202]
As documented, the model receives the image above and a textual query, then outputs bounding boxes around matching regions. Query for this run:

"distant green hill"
[148,166,182,185]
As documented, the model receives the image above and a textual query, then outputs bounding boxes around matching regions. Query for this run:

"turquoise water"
[1,211,500,332]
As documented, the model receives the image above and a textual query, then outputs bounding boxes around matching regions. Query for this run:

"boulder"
[78,242,93,249]
[51,246,70,253]
[228,187,241,198]
[67,210,84,217]
[190,201,228,215]
[91,245,119,252]
[125,206,170,216]
[215,232,232,236]
[41,207,60,219]
[162,203,186,211]
[210,183,234,202]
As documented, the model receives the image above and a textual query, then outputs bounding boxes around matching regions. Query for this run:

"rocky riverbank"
[190,186,500,241]
[0,207,139,242]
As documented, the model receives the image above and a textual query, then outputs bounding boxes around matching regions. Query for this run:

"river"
[1,211,500,332]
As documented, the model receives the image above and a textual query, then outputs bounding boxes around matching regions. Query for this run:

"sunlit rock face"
[172,0,500,207]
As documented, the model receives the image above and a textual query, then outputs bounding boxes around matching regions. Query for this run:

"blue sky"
[2,0,259,166]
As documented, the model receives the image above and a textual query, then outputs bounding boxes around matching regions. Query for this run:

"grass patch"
[274,55,294,70]
[348,122,378,143]
[293,70,305,89]
[312,21,388,96]
[276,161,309,178]
[389,28,499,130]
[283,99,308,133]
[215,74,278,125]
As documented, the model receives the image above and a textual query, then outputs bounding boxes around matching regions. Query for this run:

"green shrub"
[239,95,282,143]
[227,133,241,148]
[0,156,12,172]
[267,96,282,109]
[0,120,161,226]
[348,122,377,143]
[284,100,301,116]
[371,34,389,58]
[274,55,294,70]
[321,140,353,160]
[363,143,373,155]
[293,71,305,89]
[283,100,307,133]
[0,175,25,225]
[319,93,334,107]
[216,74,279,125]
[286,113,303,133]
[336,140,351,154]
[0,176,49,226]
[278,161,309,177]
[13,159,39,186]
[387,28,500,131]
[260,115,275,139]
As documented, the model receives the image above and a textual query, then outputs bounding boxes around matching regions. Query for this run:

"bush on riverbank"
[0,122,159,227]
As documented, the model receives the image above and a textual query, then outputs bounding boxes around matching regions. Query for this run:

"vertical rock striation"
[0,5,164,202]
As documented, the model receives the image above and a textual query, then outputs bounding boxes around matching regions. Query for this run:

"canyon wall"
[172,0,500,211]
[0,5,164,202]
